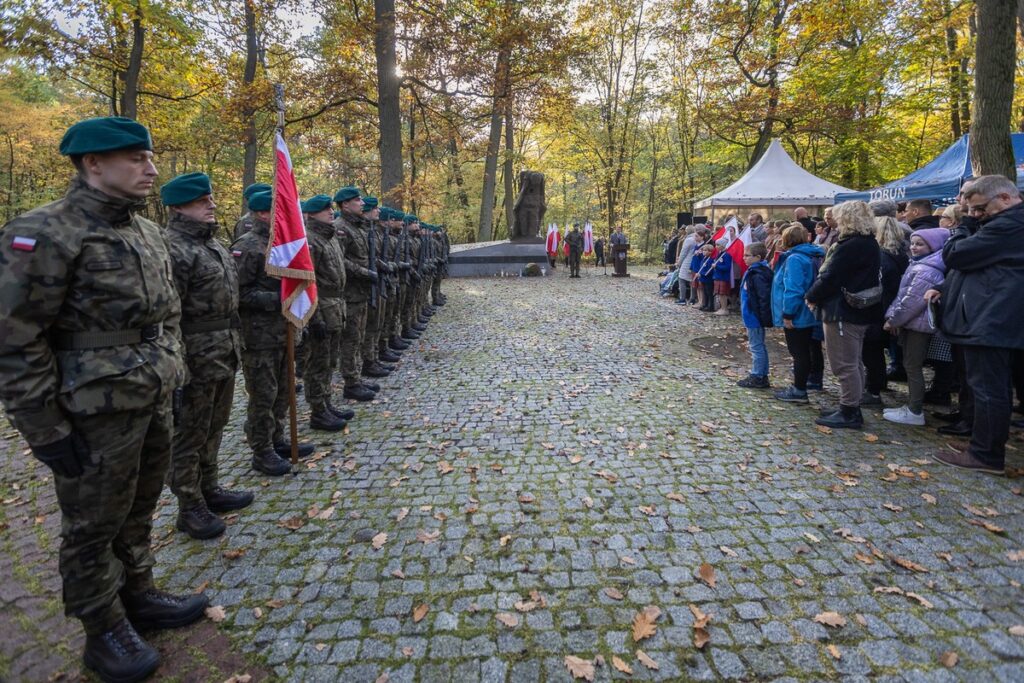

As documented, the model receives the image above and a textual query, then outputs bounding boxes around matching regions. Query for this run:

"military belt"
[180,318,236,334]
[53,323,164,350]
[318,286,344,298]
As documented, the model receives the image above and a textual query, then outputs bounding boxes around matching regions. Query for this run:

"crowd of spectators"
[657,176,1024,476]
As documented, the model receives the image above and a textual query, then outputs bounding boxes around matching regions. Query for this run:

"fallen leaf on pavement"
[666,492,685,503]
[1008,550,1024,562]
[813,611,846,628]
[604,587,624,600]
[277,516,305,531]
[638,505,656,516]
[416,529,440,544]
[698,563,716,588]
[892,556,929,573]
[495,613,519,627]
[631,605,661,641]
[371,532,387,550]
[564,655,595,681]
[611,655,632,674]
[939,651,958,667]
[396,507,409,522]
[499,535,511,547]
[222,548,246,560]
[635,649,659,670]
[1009,625,1024,636]
[827,644,841,660]
[205,605,226,622]
[437,460,454,475]
[412,604,429,623]
[921,493,937,505]
[720,545,738,557]
[967,518,1005,534]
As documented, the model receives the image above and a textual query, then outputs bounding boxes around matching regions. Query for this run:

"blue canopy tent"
[834,133,1024,204]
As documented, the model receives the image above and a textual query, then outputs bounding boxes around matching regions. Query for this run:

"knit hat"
[911,227,949,254]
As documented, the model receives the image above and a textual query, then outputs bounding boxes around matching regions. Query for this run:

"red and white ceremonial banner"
[727,225,753,285]
[545,223,560,255]
[583,222,593,255]
[266,130,317,327]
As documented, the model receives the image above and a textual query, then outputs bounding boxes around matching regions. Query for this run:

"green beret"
[59,116,153,156]
[243,182,271,201]
[301,194,332,214]
[248,190,272,212]
[378,207,393,221]
[392,210,406,222]
[362,196,379,212]
[160,172,212,206]
[403,214,418,224]
[333,186,361,203]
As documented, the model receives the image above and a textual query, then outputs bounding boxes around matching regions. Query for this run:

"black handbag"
[842,269,883,309]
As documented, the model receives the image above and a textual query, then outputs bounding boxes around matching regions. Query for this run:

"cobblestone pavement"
[2,265,1024,682]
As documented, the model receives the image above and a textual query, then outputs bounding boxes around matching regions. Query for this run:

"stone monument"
[511,171,546,241]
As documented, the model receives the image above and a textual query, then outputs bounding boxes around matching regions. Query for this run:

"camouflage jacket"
[565,230,584,252]
[231,218,286,350]
[166,213,241,383]
[379,225,399,294]
[305,218,346,331]
[0,177,184,447]
[334,212,374,303]
[233,212,255,241]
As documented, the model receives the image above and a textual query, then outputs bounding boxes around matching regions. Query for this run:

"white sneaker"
[883,405,925,426]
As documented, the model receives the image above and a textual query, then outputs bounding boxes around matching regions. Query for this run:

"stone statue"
[511,170,546,240]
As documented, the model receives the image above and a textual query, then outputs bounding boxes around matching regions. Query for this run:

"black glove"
[367,269,379,283]
[172,386,185,426]
[308,319,329,340]
[411,272,421,283]
[31,433,88,478]
[399,262,411,271]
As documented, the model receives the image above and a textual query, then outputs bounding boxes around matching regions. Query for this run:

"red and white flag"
[727,225,753,284]
[545,223,560,255]
[266,130,317,327]
[583,222,593,255]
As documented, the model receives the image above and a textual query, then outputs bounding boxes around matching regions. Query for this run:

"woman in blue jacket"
[772,226,825,403]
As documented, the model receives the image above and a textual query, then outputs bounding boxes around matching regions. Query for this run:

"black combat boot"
[433,297,445,306]
[273,441,314,459]
[815,405,864,430]
[361,380,381,392]
[253,448,292,476]
[121,588,209,630]
[380,349,402,363]
[327,403,355,421]
[204,486,254,513]
[343,384,376,402]
[176,503,226,540]
[83,619,159,683]
[363,363,391,378]
[401,328,420,340]
[413,322,428,332]
[423,308,435,317]
[310,410,347,432]
[389,335,410,350]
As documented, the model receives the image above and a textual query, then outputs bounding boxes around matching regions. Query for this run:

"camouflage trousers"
[431,273,441,303]
[304,329,342,412]
[55,393,172,634]
[170,376,235,507]
[403,284,420,330]
[340,299,368,385]
[381,289,399,351]
[241,347,288,452]
[362,299,384,364]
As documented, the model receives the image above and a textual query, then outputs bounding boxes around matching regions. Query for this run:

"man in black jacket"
[930,175,1024,475]
[905,199,942,231]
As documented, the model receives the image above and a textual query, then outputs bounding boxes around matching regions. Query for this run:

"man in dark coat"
[930,175,1024,475]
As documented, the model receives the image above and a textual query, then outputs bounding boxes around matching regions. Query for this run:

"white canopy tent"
[694,139,854,222]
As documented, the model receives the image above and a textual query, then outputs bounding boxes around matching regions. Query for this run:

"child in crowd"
[689,245,706,308]
[737,242,774,389]
[712,238,732,315]
[696,243,717,311]
[771,225,826,403]
[882,228,950,425]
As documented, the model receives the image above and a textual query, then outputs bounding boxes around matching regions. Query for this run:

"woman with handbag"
[804,201,884,429]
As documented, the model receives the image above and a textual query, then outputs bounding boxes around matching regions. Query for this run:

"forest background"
[3,0,1024,259]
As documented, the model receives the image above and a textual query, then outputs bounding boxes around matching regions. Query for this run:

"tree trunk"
[447,134,474,239]
[944,0,963,139]
[374,0,403,207]
[477,49,509,242]
[503,98,515,239]
[241,0,259,202]
[409,99,417,216]
[971,0,1017,180]
[119,4,144,120]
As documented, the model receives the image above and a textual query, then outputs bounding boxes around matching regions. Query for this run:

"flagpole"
[273,82,300,467]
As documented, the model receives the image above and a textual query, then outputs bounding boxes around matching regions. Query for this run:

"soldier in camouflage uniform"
[161,172,254,541]
[401,215,427,340]
[387,211,414,349]
[301,195,353,431]
[233,182,270,240]
[333,187,378,401]
[433,225,450,306]
[377,208,406,362]
[360,196,394,378]
[232,190,313,475]
[0,117,208,683]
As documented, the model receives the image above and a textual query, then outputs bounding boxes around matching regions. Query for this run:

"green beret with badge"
[243,182,271,200]
[59,116,153,156]
[160,172,212,207]
[301,194,333,214]
[333,186,361,203]
[247,191,272,212]
[362,196,379,212]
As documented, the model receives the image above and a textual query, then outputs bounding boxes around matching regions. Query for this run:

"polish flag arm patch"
[231,250,243,257]
[11,236,37,252]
